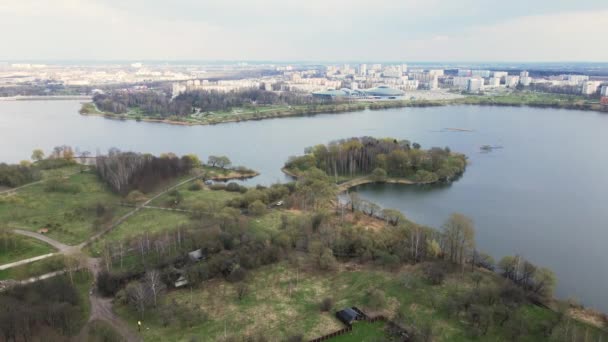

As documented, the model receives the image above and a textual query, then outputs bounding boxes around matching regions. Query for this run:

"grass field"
[0,170,127,245]
[0,254,65,280]
[150,186,240,210]
[0,233,56,264]
[115,261,608,341]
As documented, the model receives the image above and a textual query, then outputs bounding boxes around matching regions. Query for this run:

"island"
[80,89,608,127]
[283,137,467,191]
[1,147,606,341]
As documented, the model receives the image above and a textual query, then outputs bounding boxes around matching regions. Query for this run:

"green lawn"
[0,254,66,280]
[0,233,56,264]
[114,262,608,341]
[328,321,387,341]
[0,170,127,245]
[150,186,239,210]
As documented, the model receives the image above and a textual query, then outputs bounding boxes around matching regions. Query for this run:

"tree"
[442,213,475,266]
[31,149,45,162]
[381,209,404,226]
[146,270,166,307]
[126,282,148,319]
[248,200,266,216]
[371,167,387,182]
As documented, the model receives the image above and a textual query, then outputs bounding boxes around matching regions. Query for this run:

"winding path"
[0,174,203,341]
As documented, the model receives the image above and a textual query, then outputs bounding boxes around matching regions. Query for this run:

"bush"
[209,183,227,191]
[422,262,450,285]
[97,271,123,296]
[367,288,386,309]
[226,267,248,283]
[248,200,267,216]
[226,182,241,192]
[44,177,81,193]
[319,297,334,312]
[125,190,147,204]
[188,180,204,191]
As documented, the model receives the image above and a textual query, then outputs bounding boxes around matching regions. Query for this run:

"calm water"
[1,100,608,311]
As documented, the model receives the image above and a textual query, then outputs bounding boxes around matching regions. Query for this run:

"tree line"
[92,88,324,117]
[0,274,87,340]
[285,137,466,183]
[95,149,197,195]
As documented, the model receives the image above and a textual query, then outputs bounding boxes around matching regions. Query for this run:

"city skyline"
[1,0,608,62]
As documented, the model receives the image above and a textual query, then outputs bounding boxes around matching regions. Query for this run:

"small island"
[283,137,467,191]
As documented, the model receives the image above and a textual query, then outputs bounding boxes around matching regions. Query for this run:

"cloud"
[0,0,607,61]
[401,10,608,61]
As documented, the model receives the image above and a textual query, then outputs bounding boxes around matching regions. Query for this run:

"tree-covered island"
[283,137,467,188]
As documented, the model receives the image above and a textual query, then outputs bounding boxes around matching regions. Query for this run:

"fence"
[308,310,410,342]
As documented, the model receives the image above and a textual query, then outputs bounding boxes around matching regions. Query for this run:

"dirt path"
[12,228,75,252]
[0,252,56,270]
[79,258,142,342]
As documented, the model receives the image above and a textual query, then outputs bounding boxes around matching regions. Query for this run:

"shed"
[188,249,204,262]
[174,275,189,288]
[336,308,361,325]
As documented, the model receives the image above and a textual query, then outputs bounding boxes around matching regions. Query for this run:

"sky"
[1,0,607,62]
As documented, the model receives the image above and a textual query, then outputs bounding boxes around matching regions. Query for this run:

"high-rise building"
[358,64,367,76]
[505,75,520,88]
[581,81,601,95]
[492,71,508,79]
[472,70,491,78]
[457,69,472,77]
[520,71,529,78]
[467,78,484,93]
[488,77,501,87]
[601,85,608,97]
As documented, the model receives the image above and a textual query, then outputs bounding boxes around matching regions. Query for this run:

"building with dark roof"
[335,307,362,325]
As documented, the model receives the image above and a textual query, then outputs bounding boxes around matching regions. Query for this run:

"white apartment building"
[467,78,484,93]
[428,69,444,77]
[601,85,608,97]
[505,75,520,88]
[492,71,508,79]
[452,76,471,89]
[581,81,601,95]
[472,70,491,78]
[488,77,501,87]
[457,69,472,77]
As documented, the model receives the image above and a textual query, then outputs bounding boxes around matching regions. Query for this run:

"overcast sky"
[1,0,607,62]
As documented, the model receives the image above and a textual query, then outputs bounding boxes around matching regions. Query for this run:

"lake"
[1,100,608,311]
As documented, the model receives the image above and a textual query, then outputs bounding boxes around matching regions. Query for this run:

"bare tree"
[145,270,166,307]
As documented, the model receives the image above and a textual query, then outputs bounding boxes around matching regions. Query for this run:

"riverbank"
[0,95,92,101]
[282,167,436,193]
[79,91,607,127]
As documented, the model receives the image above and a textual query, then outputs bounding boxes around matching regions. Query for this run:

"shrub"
[248,200,267,216]
[125,190,147,204]
[226,182,241,192]
[367,288,387,309]
[97,271,123,296]
[44,177,81,193]
[319,297,334,312]
[226,267,248,283]
[209,183,227,191]
[188,180,204,191]
[422,262,450,285]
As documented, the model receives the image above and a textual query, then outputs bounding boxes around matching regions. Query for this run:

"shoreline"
[281,167,435,192]
[79,97,608,127]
